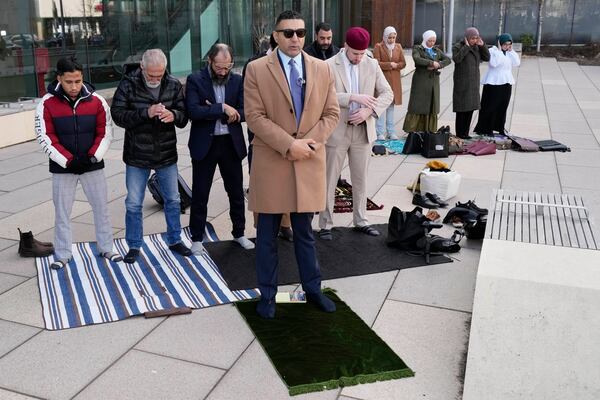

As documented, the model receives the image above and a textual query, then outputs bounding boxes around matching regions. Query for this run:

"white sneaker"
[235,236,255,250]
[388,133,399,140]
[191,241,205,255]
[376,133,385,141]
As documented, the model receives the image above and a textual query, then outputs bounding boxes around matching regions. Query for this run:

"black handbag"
[421,131,449,158]
[402,132,424,154]
[535,139,571,152]
[387,206,430,250]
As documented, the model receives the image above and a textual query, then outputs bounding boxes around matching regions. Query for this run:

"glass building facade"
[0,0,598,102]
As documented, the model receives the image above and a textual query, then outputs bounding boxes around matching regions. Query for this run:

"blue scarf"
[425,47,435,58]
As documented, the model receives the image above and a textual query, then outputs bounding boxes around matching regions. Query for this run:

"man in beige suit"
[244,10,340,318]
[318,27,394,240]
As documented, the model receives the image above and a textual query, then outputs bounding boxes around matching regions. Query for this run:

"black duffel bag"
[387,206,430,250]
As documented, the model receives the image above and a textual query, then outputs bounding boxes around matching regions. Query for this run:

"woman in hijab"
[474,33,520,135]
[403,30,451,133]
[373,26,406,140]
[452,27,489,139]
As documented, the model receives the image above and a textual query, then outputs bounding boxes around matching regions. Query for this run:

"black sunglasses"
[276,28,307,39]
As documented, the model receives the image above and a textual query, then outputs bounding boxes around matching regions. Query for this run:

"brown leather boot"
[18,229,54,257]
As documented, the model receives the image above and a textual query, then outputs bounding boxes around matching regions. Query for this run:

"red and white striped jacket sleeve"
[35,94,72,168]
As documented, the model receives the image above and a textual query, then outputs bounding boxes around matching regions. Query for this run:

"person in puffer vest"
[35,56,123,269]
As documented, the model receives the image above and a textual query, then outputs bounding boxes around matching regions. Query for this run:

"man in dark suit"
[186,43,254,254]
[244,10,340,318]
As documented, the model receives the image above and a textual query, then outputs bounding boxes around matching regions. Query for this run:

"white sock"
[191,241,205,255]
[234,236,255,250]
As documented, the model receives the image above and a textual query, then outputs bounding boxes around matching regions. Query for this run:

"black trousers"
[455,110,475,138]
[474,83,512,135]
[190,135,245,242]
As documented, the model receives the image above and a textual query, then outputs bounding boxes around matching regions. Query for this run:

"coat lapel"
[303,53,315,111]
[266,52,293,108]
[200,68,216,104]
[334,52,351,93]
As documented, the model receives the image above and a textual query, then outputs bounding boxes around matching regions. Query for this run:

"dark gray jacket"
[452,41,490,112]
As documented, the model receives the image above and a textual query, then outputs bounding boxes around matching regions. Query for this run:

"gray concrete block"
[0,272,27,296]
[504,151,557,174]
[0,278,44,328]
[0,180,53,213]
[559,165,600,190]
[135,304,254,370]
[0,165,50,192]
[0,152,47,175]
[0,316,163,400]
[74,350,223,400]
[0,245,37,277]
[501,171,562,193]
[0,319,40,358]
[0,388,40,399]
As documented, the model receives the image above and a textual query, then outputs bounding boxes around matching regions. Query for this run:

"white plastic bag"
[419,168,461,201]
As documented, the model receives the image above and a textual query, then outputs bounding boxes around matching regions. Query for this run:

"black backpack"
[147,173,193,214]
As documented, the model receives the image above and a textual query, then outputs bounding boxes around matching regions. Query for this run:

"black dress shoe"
[123,249,140,264]
[169,242,192,256]
[455,200,488,215]
[278,227,294,242]
[425,192,449,208]
[306,292,336,313]
[256,298,276,319]
[412,193,438,209]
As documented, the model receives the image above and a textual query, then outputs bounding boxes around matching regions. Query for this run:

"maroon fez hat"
[345,27,370,50]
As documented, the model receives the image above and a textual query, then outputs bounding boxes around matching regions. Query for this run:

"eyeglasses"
[276,29,307,39]
[213,62,234,71]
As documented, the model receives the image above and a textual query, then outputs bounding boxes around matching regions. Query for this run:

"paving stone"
[75,172,127,203]
[501,171,562,193]
[323,271,397,326]
[552,133,600,149]
[550,119,591,134]
[389,247,480,313]
[0,141,41,161]
[0,319,40,358]
[0,165,50,192]
[0,316,163,400]
[0,245,37,277]
[0,278,44,328]
[452,156,504,182]
[555,148,600,168]
[0,152,47,175]
[74,350,223,400]
[207,341,340,400]
[0,272,27,296]
[135,304,254,370]
[504,151,557,174]
[0,180,53,213]
[0,237,16,252]
[559,165,600,191]
[0,388,40,399]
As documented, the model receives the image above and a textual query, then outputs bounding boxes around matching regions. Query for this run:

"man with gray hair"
[111,49,192,264]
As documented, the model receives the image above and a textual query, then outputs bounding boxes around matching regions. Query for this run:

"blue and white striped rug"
[35,225,260,330]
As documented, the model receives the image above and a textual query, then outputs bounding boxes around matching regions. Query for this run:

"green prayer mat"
[235,291,414,396]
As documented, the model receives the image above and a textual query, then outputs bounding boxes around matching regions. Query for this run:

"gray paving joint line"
[369,269,401,329]
[0,386,47,400]
[66,316,169,400]
[0,275,36,296]
[387,297,473,315]
[0,328,44,366]
[132,348,229,372]
[556,61,597,137]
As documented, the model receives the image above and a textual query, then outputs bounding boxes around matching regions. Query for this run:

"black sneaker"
[425,192,449,208]
[169,242,192,256]
[123,249,140,264]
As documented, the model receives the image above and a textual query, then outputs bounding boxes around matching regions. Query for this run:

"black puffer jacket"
[111,67,187,169]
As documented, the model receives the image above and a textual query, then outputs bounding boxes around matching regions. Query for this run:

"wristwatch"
[90,156,98,164]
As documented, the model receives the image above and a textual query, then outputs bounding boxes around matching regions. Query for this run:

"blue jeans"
[125,164,182,249]
[376,104,395,135]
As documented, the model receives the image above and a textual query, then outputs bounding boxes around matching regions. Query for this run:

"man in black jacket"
[111,49,192,263]
[303,22,340,60]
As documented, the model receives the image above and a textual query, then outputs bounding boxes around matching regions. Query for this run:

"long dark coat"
[406,45,451,115]
[452,41,490,112]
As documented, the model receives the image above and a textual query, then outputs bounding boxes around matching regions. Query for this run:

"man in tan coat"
[244,10,340,318]
[318,27,393,240]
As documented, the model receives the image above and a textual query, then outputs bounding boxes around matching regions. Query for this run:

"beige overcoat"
[373,42,406,105]
[244,50,340,213]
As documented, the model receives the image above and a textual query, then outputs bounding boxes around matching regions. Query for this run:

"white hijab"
[383,26,397,52]
[422,30,437,49]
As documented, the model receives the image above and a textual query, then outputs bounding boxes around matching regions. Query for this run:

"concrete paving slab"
[206,340,340,400]
[0,320,40,358]
[74,350,224,400]
[0,211,10,219]
[0,316,163,400]
[0,245,37,277]
[0,238,16,252]
[0,272,27,296]
[74,172,127,203]
[389,247,480,313]
[0,388,39,399]
[72,196,128,230]
[552,133,600,149]
[0,142,42,161]
[451,178,498,210]
[341,300,469,400]
[35,222,120,245]
[559,165,600,190]
[550,119,591,134]
[504,151,557,174]
[0,180,53,213]
[0,153,46,176]
[368,184,414,219]
[207,208,256,241]
[0,165,49,192]
[135,304,254,370]
[451,156,504,182]
[501,171,562,193]
[555,148,600,167]
[323,271,397,326]
[0,278,44,328]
